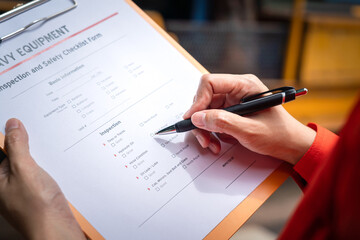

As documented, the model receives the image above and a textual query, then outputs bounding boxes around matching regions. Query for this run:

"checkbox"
[67,100,71,104]
[133,165,137,169]
[183,165,187,169]
[155,187,160,191]
[144,176,149,180]
[82,114,86,118]
[161,143,165,147]
[122,154,126,158]
[111,143,115,147]
[77,109,81,113]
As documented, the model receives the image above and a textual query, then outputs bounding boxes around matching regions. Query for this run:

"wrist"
[281,117,316,165]
[27,212,85,240]
[25,199,86,240]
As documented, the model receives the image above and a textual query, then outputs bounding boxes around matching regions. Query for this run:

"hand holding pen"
[167,74,316,165]
[157,86,307,134]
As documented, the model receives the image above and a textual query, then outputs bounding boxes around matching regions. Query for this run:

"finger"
[184,74,267,119]
[209,94,226,109]
[4,119,34,170]
[191,129,221,154]
[208,133,221,154]
[191,129,211,148]
[216,133,238,144]
[200,74,268,104]
[184,74,235,119]
[191,109,250,138]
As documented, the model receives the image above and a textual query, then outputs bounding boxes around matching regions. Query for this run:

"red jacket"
[279,97,360,239]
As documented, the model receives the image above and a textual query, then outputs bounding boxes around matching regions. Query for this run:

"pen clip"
[242,86,296,103]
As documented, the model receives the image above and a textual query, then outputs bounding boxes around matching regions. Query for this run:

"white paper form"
[0,0,282,239]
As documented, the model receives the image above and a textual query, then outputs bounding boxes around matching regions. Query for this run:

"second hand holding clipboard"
[156,87,308,135]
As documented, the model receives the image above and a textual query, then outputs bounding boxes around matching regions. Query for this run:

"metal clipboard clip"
[0,0,77,44]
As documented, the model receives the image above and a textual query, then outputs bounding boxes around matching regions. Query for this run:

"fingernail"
[195,134,206,148]
[208,143,218,153]
[192,112,206,128]
[6,119,19,133]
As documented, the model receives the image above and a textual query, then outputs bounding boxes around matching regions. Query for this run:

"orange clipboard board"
[0,1,291,239]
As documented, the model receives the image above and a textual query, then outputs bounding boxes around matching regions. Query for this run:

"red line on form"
[0,12,119,76]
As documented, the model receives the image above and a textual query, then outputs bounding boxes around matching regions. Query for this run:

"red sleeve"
[279,96,360,240]
[291,123,339,189]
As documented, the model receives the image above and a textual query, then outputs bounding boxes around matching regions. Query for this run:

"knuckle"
[201,74,212,84]
[238,74,267,93]
[11,155,36,175]
[243,74,259,81]
[201,74,218,89]
[5,130,23,146]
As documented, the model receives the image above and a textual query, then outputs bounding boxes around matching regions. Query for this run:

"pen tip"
[156,125,177,135]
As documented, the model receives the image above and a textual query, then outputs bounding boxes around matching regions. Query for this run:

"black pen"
[156,87,308,135]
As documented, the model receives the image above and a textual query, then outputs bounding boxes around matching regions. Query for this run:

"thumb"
[4,119,32,167]
[191,110,249,137]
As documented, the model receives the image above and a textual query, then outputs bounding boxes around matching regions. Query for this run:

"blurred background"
[1,0,360,239]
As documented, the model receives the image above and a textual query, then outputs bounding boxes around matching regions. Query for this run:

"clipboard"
[0,1,291,239]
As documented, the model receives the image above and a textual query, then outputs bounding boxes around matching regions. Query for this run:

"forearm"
[25,207,86,240]
[4,195,86,240]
